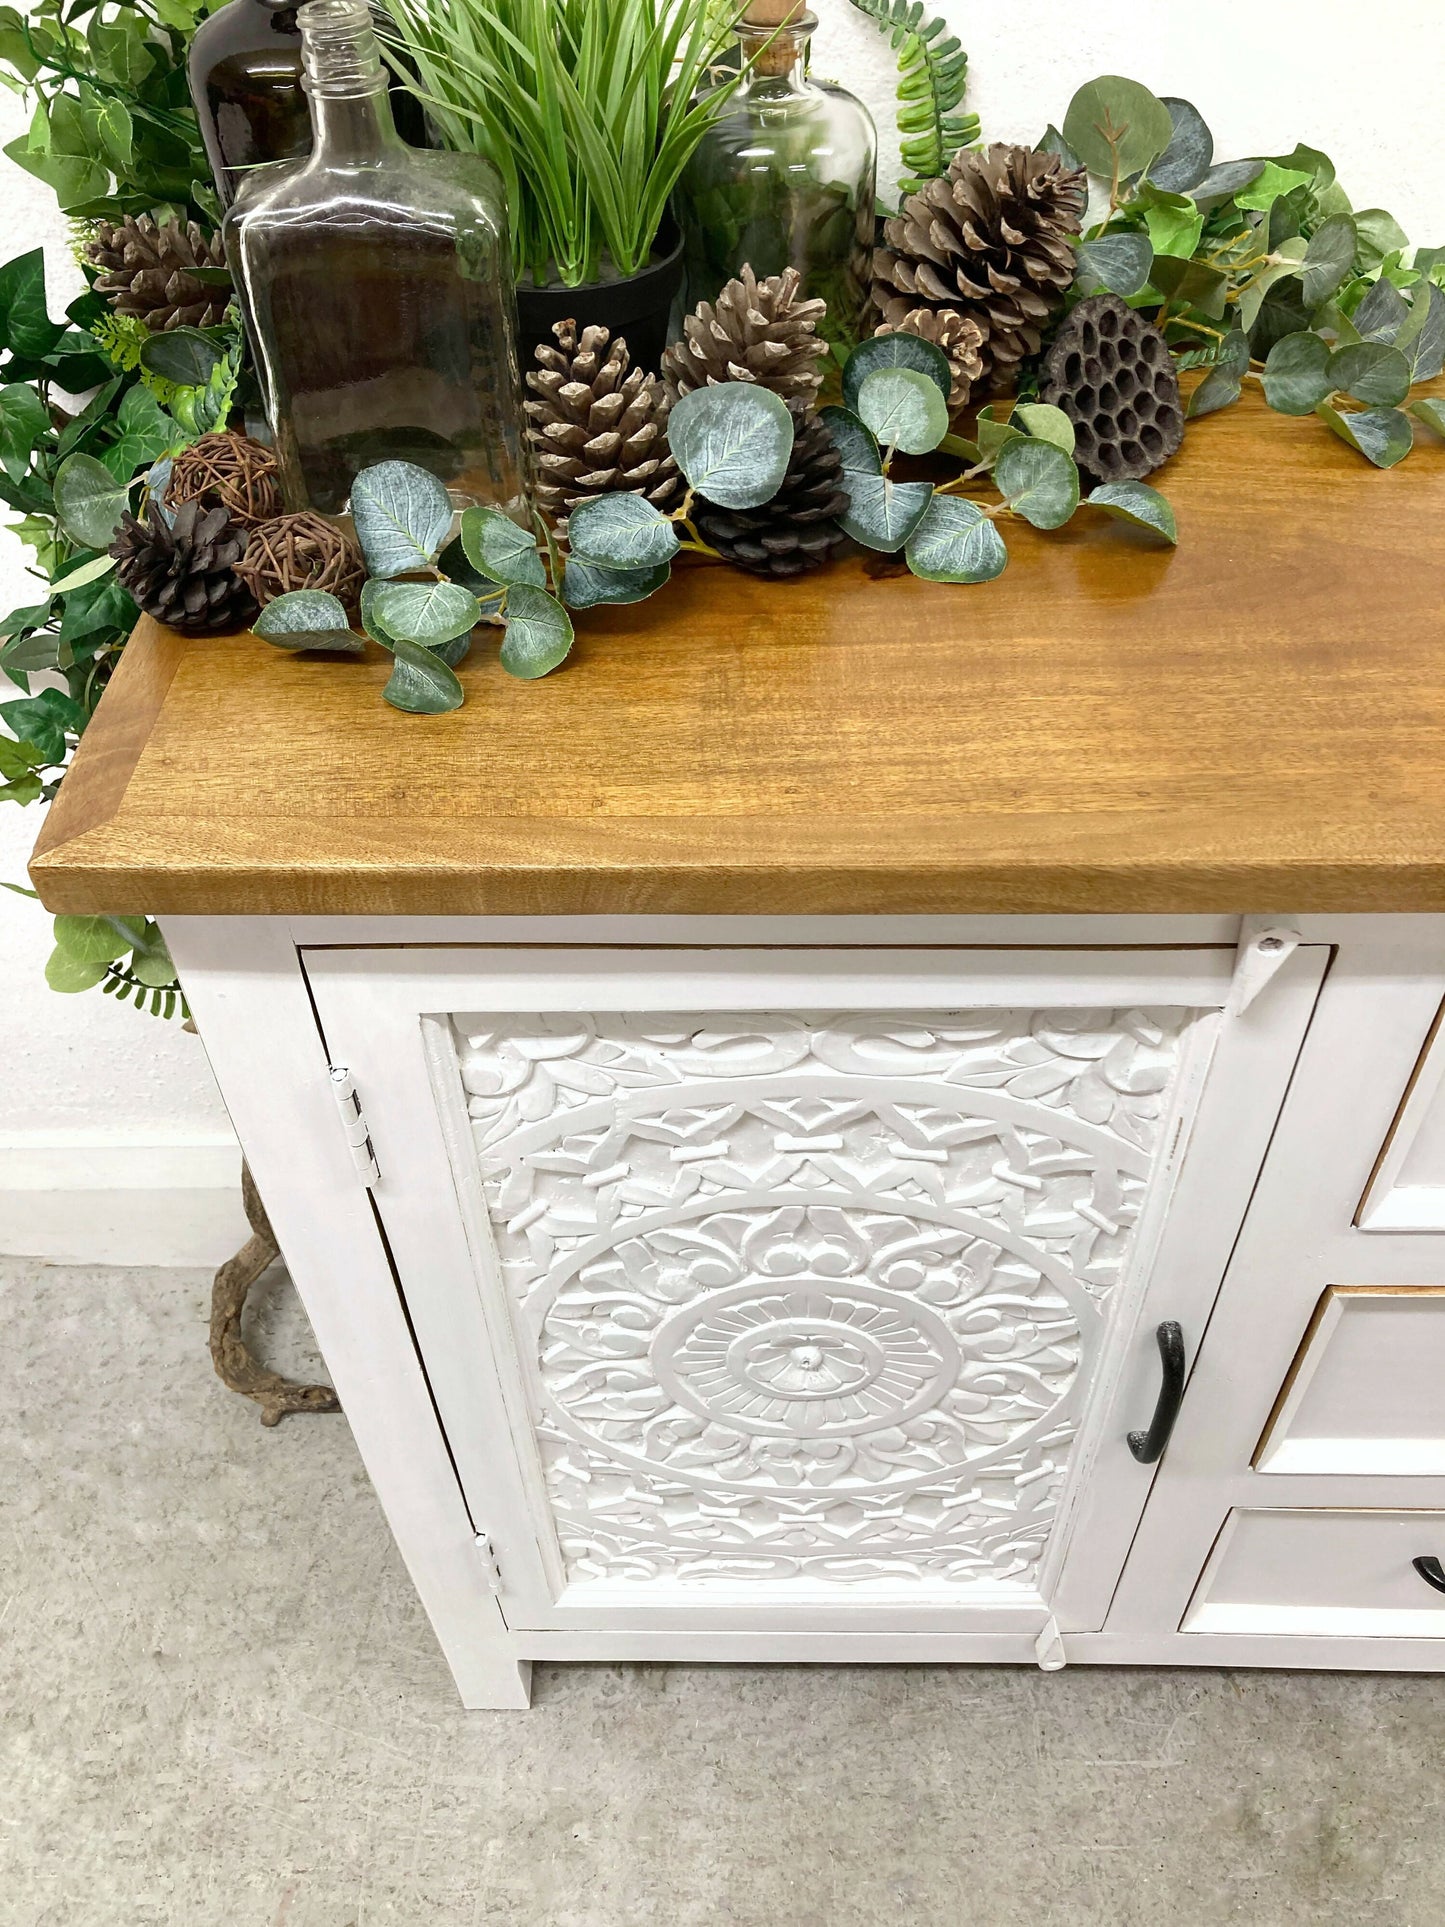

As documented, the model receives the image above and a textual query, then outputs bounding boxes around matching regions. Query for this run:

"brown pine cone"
[695,400,850,579]
[873,307,986,413]
[85,215,231,333]
[1040,294,1184,484]
[111,499,257,636]
[662,266,830,405]
[525,320,681,524]
[873,144,1087,389]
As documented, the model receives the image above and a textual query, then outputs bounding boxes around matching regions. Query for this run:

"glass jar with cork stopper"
[674,0,877,361]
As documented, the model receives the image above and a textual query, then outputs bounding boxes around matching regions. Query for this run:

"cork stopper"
[741,1,811,77]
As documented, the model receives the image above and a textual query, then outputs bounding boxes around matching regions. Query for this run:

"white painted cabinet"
[164,914,1445,1706]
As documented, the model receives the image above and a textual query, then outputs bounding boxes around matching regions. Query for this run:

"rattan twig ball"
[234,511,367,611]
[167,432,282,529]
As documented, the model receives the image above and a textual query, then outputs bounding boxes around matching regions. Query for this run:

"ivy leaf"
[1014,403,1076,455]
[47,553,116,596]
[855,366,949,455]
[1085,481,1178,544]
[1139,186,1204,262]
[351,461,454,577]
[1149,98,1213,194]
[818,405,882,478]
[1233,161,1313,212]
[667,384,795,511]
[1062,76,1174,182]
[52,452,131,549]
[560,556,671,609]
[566,493,681,572]
[458,505,546,586]
[382,635,466,714]
[1314,402,1414,468]
[368,579,482,645]
[1300,215,1358,310]
[0,688,85,763]
[499,585,574,679]
[254,589,366,654]
[1329,341,1412,407]
[904,496,1008,583]
[1150,253,1230,321]
[1074,232,1153,298]
[1262,333,1335,415]
[0,248,63,359]
[995,439,1080,529]
[1409,397,1445,439]
[138,327,222,388]
[0,382,49,481]
[838,473,933,552]
[842,331,953,411]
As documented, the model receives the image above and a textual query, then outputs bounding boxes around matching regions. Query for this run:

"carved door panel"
[306,946,1326,1636]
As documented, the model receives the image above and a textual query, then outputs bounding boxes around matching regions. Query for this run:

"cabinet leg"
[459,1657,533,1711]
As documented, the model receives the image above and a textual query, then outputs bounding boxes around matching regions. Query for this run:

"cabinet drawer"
[1255,1287,1445,1476]
[1183,1509,1445,1636]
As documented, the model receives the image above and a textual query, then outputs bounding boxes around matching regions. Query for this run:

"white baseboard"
[0,1132,250,1266]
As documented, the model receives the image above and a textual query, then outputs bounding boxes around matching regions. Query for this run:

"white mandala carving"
[450,1006,1193,1590]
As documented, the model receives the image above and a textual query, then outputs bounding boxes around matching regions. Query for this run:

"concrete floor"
[3,1259,1444,1927]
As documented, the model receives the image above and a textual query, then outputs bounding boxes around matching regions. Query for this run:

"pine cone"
[873,144,1087,389]
[662,266,830,405]
[525,320,681,524]
[85,215,231,332]
[1040,294,1184,485]
[111,499,257,636]
[874,308,986,413]
[695,400,850,579]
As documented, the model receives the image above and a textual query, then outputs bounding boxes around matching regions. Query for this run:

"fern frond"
[847,0,979,195]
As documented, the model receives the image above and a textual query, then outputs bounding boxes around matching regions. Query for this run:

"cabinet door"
[305,946,1325,1638]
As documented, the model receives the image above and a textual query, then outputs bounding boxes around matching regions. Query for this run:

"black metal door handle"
[1127,1321,1187,1464]
[1413,1556,1445,1594]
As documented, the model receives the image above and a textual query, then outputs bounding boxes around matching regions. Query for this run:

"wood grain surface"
[28,387,1445,917]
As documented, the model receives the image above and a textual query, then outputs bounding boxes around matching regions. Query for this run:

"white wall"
[3,0,1444,1260]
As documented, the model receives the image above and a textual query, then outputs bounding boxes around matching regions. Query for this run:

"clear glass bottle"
[223,0,527,518]
[190,0,425,208]
[676,9,877,360]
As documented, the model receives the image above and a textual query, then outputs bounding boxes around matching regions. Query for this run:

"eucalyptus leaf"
[1354,209,1410,272]
[1301,215,1358,310]
[351,460,455,577]
[856,366,949,456]
[1074,232,1153,298]
[254,589,365,653]
[1062,76,1174,182]
[370,578,483,645]
[52,912,145,963]
[838,473,933,552]
[1398,283,1445,382]
[1150,253,1230,320]
[668,384,794,511]
[975,403,1029,463]
[1039,124,1082,170]
[1085,482,1178,544]
[1244,269,1311,355]
[1014,404,1076,456]
[499,584,574,679]
[53,452,130,548]
[1314,402,1414,468]
[560,555,672,609]
[138,327,221,387]
[1261,332,1335,415]
[45,949,109,993]
[458,505,547,586]
[1409,397,1445,438]
[1149,98,1213,194]
[819,405,882,478]
[436,535,506,616]
[994,438,1080,530]
[1329,341,1412,407]
[1189,158,1265,208]
[1353,277,1410,341]
[382,635,466,714]
[360,579,397,646]
[842,331,954,411]
[904,496,1008,584]
[567,492,681,571]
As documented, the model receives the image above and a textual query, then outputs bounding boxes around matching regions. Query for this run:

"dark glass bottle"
[224,0,527,517]
[189,0,424,207]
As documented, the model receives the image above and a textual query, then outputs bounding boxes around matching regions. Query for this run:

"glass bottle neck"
[298,0,401,164]
[737,20,814,91]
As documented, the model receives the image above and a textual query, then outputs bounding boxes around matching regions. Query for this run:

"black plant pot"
[514,222,686,380]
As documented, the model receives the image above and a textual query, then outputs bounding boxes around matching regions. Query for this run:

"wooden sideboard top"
[28,387,1445,918]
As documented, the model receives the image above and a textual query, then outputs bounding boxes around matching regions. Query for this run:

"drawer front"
[306,944,1326,1636]
[1184,1509,1445,1636]
[1256,1287,1445,1476]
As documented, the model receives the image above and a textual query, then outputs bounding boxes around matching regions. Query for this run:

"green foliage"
[1058,73,1445,469]
[383,0,754,287]
[667,383,796,509]
[845,0,978,196]
[45,912,185,1017]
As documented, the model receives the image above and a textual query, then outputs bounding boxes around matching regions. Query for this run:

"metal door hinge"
[476,1533,504,1596]
[1228,916,1301,1016]
[328,1065,380,1187]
